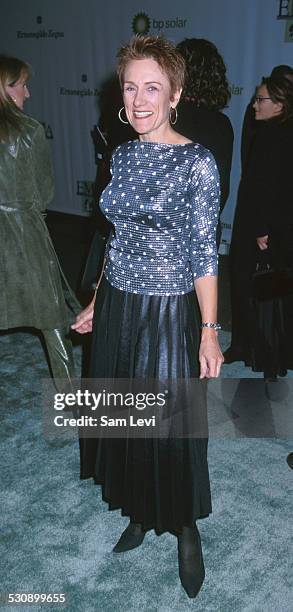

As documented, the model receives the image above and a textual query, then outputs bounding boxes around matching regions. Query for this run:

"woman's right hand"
[71,298,95,334]
[257,235,268,250]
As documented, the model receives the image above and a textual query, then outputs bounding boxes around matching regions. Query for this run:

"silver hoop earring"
[118,107,129,125]
[169,107,178,125]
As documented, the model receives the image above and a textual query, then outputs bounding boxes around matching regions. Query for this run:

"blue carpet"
[0,330,292,611]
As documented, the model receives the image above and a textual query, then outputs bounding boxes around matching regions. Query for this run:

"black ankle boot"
[112,521,145,553]
[177,525,205,598]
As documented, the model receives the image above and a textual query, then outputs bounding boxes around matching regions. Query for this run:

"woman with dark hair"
[175,38,234,243]
[224,74,293,381]
[73,35,223,599]
[241,65,293,172]
[0,55,75,388]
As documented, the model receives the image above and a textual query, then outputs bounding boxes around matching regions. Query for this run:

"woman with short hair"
[73,35,223,599]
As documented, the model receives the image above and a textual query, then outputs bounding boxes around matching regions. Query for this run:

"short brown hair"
[117,35,186,95]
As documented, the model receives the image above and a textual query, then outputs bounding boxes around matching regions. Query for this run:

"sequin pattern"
[99,141,220,295]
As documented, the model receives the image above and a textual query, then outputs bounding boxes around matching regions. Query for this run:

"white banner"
[1,0,293,244]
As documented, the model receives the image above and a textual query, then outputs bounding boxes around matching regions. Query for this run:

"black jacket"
[175,100,234,214]
[242,119,293,268]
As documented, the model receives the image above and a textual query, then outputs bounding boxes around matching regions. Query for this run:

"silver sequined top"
[100,140,220,295]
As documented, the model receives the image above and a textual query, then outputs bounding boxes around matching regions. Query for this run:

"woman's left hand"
[199,330,224,378]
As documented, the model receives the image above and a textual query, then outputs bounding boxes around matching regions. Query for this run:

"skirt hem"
[81,472,211,536]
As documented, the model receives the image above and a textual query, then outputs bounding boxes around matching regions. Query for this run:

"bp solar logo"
[132,12,151,35]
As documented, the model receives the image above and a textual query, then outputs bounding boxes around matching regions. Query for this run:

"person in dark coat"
[224,75,293,380]
[175,38,234,245]
[241,65,293,173]
[0,55,76,388]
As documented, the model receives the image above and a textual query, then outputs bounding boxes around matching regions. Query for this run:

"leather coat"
[0,115,69,330]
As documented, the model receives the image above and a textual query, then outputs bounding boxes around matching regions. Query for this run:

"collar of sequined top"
[129,140,196,149]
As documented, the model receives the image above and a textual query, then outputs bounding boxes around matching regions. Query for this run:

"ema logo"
[276,1,293,43]
[17,16,64,40]
[132,12,187,34]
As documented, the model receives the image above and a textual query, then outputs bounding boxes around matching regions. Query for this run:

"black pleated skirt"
[80,277,211,535]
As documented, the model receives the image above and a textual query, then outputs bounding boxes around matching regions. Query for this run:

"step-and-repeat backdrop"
[1,0,293,246]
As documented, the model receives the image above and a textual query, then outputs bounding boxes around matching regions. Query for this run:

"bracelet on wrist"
[200,322,221,331]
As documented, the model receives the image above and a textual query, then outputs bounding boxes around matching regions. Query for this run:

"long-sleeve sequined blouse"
[99,140,220,296]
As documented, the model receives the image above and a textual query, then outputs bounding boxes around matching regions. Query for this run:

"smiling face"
[5,73,30,110]
[122,57,181,142]
[253,84,283,121]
